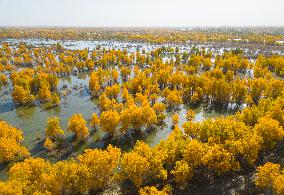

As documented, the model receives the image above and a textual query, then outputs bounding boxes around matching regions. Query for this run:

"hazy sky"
[0,0,283,27]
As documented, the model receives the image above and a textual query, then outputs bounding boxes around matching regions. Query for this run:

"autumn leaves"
[2,38,284,194]
[1,28,283,45]
[0,145,121,194]
[11,69,60,106]
[0,121,29,163]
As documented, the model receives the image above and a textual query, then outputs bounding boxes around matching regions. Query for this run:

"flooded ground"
[0,72,231,179]
[2,38,284,57]
[0,39,242,149]
[0,72,230,150]
[0,39,257,179]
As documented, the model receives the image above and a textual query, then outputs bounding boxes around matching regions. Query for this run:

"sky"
[0,0,283,27]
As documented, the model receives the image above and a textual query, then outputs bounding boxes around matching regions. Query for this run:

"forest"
[0,28,284,194]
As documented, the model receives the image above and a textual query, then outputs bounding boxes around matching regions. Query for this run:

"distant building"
[227,38,242,42]
[275,40,284,45]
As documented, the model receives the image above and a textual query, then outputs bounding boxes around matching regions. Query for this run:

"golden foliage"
[0,121,29,163]
[139,186,169,195]
[12,85,35,105]
[45,117,64,140]
[67,114,89,140]
[43,138,56,151]
[255,162,284,194]
[99,110,120,136]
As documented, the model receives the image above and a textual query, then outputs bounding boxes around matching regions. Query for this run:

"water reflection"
[0,39,241,179]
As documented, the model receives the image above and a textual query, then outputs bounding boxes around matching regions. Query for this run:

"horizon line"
[1,25,284,29]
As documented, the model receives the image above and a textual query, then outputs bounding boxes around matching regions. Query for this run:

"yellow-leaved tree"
[255,162,284,194]
[120,141,167,187]
[67,114,89,140]
[12,85,35,105]
[90,113,100,129]
[77,145,121,190]
[253,117,284,150]
[99,110,120,136]
[0,121,30,163]
[45,116,64,140]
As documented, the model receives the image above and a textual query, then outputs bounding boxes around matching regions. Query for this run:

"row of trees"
[1,42,284,108]
[89,63,284,110]
[0,42,283,77]
[1,28,283,45]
